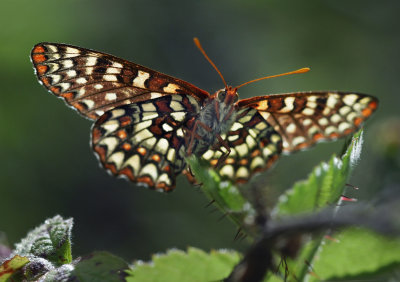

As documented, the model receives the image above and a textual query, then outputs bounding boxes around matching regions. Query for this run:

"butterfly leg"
[186,120,203,155]
[212,135,231,168]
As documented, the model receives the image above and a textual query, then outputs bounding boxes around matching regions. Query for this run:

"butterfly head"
[214,86,239,105]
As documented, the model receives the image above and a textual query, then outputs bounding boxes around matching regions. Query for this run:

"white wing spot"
[150,92,163,99]
[280,97,295,113]
[302,108,315,115]
[236,143,249,157]
[158,173,171,186]
[142,103,157,112]
[140,163,158,180]
[99,137,119,156]
[142,112,159,120]
[50,74,62,84]
[102,120,119,132]
[163,83,181,93]
[220,165,234,178]
[132,129,153,143]
[339,106,351,116]
[58,83,71,92]
[303,119,312,126]
[103,75,118,82]
[62,60,74,68]
[112,62,123,68]
[124,154,141,174]
[106,67,121,74]
[326,95,339,108]
[250,156,264,170]
[339,122,352,132]
[236,167,249,179]
[108,152,125,169]
[86,67,94,75]
[86,57,98,66]
[167,148,176,162]
[65,47,80,54]
[110,109,126,119]
[95,110,104,116]
[331,114,342,123]
[292,136,306,146]
[286,123,296,134]
[132,70,150,88]
[46,45,58,52]
[171,112,186,122]
[95,84,104,90]
[318,117,329,126]
[66,70,77,78]
[135,120,152,132]
[325,126,337,135]
[105,93,117,101]
[162,123,173,132]
[81,99,95,109]
[156,138,169,155]
[231,122,243,131]
[270,134,281,144]
[343,94,359,106]
[76,77,88,84]
[202,150,214,160]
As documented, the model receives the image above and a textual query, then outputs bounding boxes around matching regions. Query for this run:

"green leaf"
[271,130,366,281]
[309,228,400,281]
[0,255,29,282]
[275,130,363,216]
[126,247,241,282]
[12,215,73,266]
[53,251,129,282]
[186,156,253,227]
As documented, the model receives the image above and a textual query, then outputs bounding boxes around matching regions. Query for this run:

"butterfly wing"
[194,108,283,183]
[193,92,377,185]
[31,42,210,120]
[237,92,378,152]
[92,94,201,191]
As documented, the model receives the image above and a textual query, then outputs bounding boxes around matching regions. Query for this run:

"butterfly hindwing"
[237,92,378,152]
[199,108,283,183]
[31,42,209,120]
[91,94,201,191]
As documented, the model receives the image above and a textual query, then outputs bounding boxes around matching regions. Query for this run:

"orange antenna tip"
[296,67,311,73]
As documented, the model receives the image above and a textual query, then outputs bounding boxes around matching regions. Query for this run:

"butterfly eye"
[216,89,227,101]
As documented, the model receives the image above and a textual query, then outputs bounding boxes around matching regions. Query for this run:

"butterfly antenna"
[235,67,310,90]
[193,37,228,89]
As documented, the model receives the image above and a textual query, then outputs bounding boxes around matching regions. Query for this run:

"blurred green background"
[1,0,399,262]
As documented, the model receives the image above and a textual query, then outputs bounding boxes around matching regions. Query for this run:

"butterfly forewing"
[91,94,201,191]
[237,92,378,152]
[31,43,209,120]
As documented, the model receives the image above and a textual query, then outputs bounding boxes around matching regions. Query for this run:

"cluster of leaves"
[2,130,400,281]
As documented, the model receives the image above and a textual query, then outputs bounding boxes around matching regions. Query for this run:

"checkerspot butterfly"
[31,39,378,192]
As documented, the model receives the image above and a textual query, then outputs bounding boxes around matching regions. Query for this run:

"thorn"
[204,199,215,208]
[341,195,358,202]
[346,183,359,190]
[233,228,242,241]
[324,235,340,243]
[304,260,320,279]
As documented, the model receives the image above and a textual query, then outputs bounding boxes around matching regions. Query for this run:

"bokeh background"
[1,0,399,262]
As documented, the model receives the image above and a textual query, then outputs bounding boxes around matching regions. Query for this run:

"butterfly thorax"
[190,87,239,155]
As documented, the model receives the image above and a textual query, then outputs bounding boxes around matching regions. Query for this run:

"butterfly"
[30,39,378,192]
